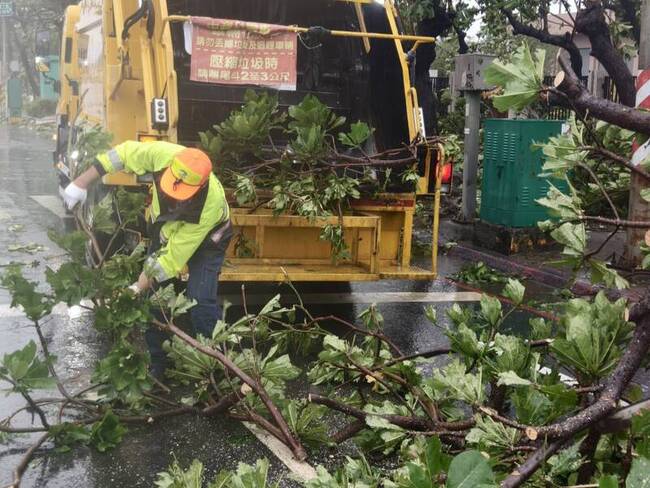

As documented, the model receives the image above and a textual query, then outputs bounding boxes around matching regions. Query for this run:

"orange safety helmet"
[160,148,212,201]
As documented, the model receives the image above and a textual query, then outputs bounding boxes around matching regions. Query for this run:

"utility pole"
[462,91,481,221]
[1,16,6,82]
[453,53,495,221]
[623,0,650,266]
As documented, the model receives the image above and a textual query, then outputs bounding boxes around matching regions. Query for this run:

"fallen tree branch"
[6,432,50,488]
[587,146,650,181]
[577,215,650,229]
[330,420,365,443]
[203,391,244,417]
[501,438,568,488]
[552,57,650,135]
[502,293,650,487]
[309,393,475,432]
[154,319,307,461]
[310,393,432,430]
[309,315,404,356]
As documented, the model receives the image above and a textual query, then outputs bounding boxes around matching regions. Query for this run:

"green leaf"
[1,265,53,321]
[551,292,632,379]
[1,340,55,390]
[626,457,650,488]
[234,174,257,206]
[261,353,301,382]
[323,335,347,352]
[365,414,404,431]
[446,322,482,358]
[484,43,545,111]
[502,279,525,305]
[547,442,583,480]
[446,451,495,488]
[497,371,532,387]
[551,223,587,256]
[155,458,205,488]
[599,475,619,488]
[424,306,437,325]
[631,409,650,437]
[48,230,89,263]
[465,416,521,457]
[229,458,274,488]
[338,121,373,148]
[91,194,117,234]
[289,94,345,133]
[423,436,448,479]
[480,295,502,326]
[640,189,650,203]
[46,262,97,306]
[589,260,630,290]
[537,184,583,221]
[50,423,91,453]
[428,359,485,405]
[90,411,127,452]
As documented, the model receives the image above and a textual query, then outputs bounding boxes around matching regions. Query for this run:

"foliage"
[198,90,407,259]
[24,98,57,118]
[451,261,508,285]
[485,44,636,290]
[155,458,277,488]
[0,340,55,391]
[70,125,113,176]
[2,229,646,488]
[90,411,128,452]
[484,43,545,112]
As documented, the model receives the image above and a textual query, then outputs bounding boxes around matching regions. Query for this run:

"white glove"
[63,182,87,210]
[128,283,141,295]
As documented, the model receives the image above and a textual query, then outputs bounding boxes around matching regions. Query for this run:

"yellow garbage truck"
[54,0,443,282]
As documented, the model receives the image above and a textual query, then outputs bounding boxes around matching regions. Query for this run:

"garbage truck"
[54,0,445,282]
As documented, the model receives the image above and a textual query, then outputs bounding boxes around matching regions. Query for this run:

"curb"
[447,244,599,296]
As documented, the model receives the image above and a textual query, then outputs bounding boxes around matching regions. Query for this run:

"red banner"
[189,17,298,91]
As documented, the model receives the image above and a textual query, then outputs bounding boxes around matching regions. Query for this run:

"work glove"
[128,283,141,295]
[63,182,87,210]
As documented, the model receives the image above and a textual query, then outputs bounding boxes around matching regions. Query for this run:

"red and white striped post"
[624,67,650,264]
[631,69,650,166]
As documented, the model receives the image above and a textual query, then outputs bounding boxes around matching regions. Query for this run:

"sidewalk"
[433,220,647,302]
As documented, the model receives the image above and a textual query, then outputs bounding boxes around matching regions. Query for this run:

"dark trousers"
[145,230,231,371]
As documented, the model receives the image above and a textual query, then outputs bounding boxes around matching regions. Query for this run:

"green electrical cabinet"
[480,119,567,228]
[7,76,23,118]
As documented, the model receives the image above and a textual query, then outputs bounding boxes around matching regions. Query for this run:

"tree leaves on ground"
[90,411,127,452]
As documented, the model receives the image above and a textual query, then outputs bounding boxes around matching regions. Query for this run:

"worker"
[62,141,232,378]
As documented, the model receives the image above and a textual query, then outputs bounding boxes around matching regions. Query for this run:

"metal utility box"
[7,77,23,118]
[480,119,567,228]
[453,53,496,91]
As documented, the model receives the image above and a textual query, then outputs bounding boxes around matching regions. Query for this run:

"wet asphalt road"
[0,125,592,487]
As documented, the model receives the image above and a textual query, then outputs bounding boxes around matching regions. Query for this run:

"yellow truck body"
[54,0,442,282]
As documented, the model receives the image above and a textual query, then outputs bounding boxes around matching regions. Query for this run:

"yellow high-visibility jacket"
[95,141,230,282]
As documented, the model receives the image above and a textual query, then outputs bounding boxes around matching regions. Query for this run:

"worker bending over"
[63,141,232,378]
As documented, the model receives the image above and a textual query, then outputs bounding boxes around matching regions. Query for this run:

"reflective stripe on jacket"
[96,141,230,281]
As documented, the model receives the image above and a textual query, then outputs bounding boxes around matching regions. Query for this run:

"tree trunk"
[9,24,40,97]
[575,0,636,107]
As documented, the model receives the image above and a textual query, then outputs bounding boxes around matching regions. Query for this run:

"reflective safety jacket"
[95,141,230,282]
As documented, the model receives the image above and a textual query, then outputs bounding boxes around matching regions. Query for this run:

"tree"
[9,0,75,96]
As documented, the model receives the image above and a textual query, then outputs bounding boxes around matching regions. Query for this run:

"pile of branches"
[198,91,450,259]
[2,187,650,487]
